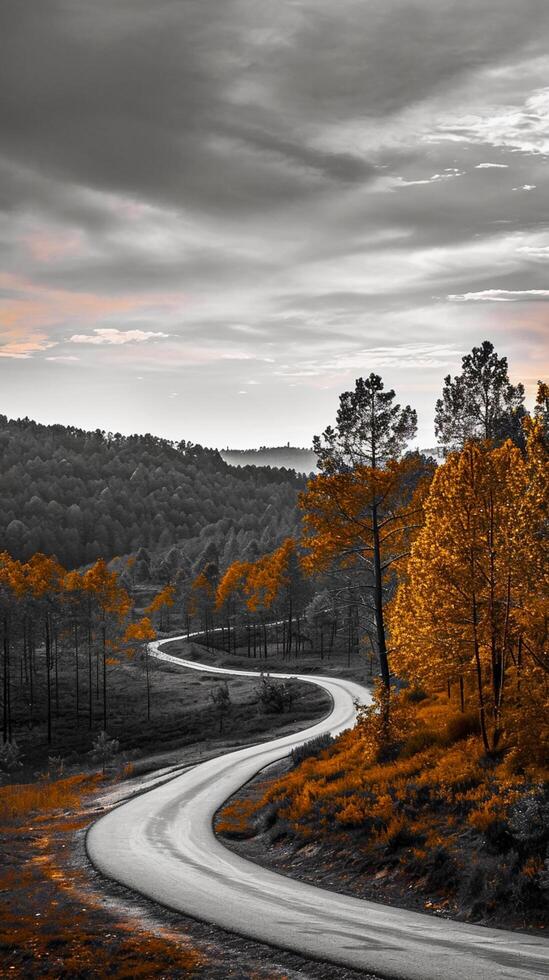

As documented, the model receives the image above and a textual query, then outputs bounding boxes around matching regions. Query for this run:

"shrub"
[210,681,231,733]
[400,729,439,758]
[291,733,335,766]
[90,731,119,774]
[483,819,515,855]
[257,675,292,714]
[216,799,258,838]
[424,845,459,891]
[445,710,480,743]
[380,815,423,853]
[0,740,23,773]
[405,687,429,703]
[508,791,549,855]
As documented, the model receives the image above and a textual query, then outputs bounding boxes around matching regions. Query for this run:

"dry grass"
[217,688,549,928]
[0,773,101,824]
[0,772,205,978]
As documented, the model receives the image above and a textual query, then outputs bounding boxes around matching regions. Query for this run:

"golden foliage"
[389,436,548,755]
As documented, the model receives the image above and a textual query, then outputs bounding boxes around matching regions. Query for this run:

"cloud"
[68,328,170,345]
[24,229,83,263]
[45,354,80,362]
[0,333,55,358]
[383,170,465,189]
[517,244,549,260]
[475,163,509,169]
[275,343,463,378]
[427,86,549,156]
[447,289,549,302]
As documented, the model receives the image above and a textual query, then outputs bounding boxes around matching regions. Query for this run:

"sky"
[1,1,548,450]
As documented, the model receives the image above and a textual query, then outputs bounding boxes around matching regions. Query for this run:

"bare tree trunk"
[372,499,390,692]
[102,622,107,731]
[145,644,150,721]
[88,624,93,730]
[45,615,52,745]
[2,618,11,743]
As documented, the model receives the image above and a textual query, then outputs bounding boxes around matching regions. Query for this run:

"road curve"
[87,635,549,980]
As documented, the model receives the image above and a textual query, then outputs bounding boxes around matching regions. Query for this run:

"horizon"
[1,2,548,448]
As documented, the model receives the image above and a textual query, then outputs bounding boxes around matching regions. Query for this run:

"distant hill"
[221,446,318,473]
[221,445,443,472]
[0,416,305,569]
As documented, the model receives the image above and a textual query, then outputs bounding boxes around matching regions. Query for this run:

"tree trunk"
[88,625,93,730]
[145,645,150,721]
[74,622,80,723]
[287,599,293,656]
[2,618,11,743]
[372,500,390,691]
[54,628,59,718]
[45,616,52,745]
[102,622,107,730]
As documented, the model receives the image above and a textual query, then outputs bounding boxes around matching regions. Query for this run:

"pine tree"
[435,340,525,450]
[309,375,419,693]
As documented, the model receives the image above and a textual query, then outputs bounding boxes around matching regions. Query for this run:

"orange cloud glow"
[0,273,186,357]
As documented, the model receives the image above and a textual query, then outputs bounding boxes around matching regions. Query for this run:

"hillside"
[220,446,318,473]
[0,415,305,569]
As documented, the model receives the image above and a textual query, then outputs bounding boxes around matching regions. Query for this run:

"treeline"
[0,418,304,568]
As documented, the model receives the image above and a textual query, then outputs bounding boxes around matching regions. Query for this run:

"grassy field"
[4,637,334,777]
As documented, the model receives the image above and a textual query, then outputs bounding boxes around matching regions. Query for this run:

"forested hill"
[0,415,305,569]
[221,446,318,472]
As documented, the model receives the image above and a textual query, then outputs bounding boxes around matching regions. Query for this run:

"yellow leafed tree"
[390,429,548,758]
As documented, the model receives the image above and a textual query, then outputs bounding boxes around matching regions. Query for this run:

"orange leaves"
[215,799,259,837]
[24,552,64,599]
[146,585,175,615]
[123,616,156,644]
[82,559,131,620]
[244,538,296,612]
[388,437,548,754]
[300,456,432,575]
[216,560,252,610]
[215,539,298,613]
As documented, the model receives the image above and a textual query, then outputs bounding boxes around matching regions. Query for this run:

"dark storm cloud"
[3,0,549,214]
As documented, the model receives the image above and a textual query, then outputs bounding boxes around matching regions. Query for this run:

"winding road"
[87,635,549,979]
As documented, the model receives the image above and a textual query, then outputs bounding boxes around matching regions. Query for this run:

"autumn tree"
[25,553,65,744]
[216,560,252,653]
[124,617,157,720]
[243,539,309,657]
[82,560,131,730]
[435,340,525,450]
[534,380,549,449]
[390,429,548,756]
[146,585,175,631]
[62,569,87,724]
[307,375,420,693]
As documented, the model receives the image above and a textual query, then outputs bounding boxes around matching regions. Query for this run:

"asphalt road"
[86,635,549,979]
